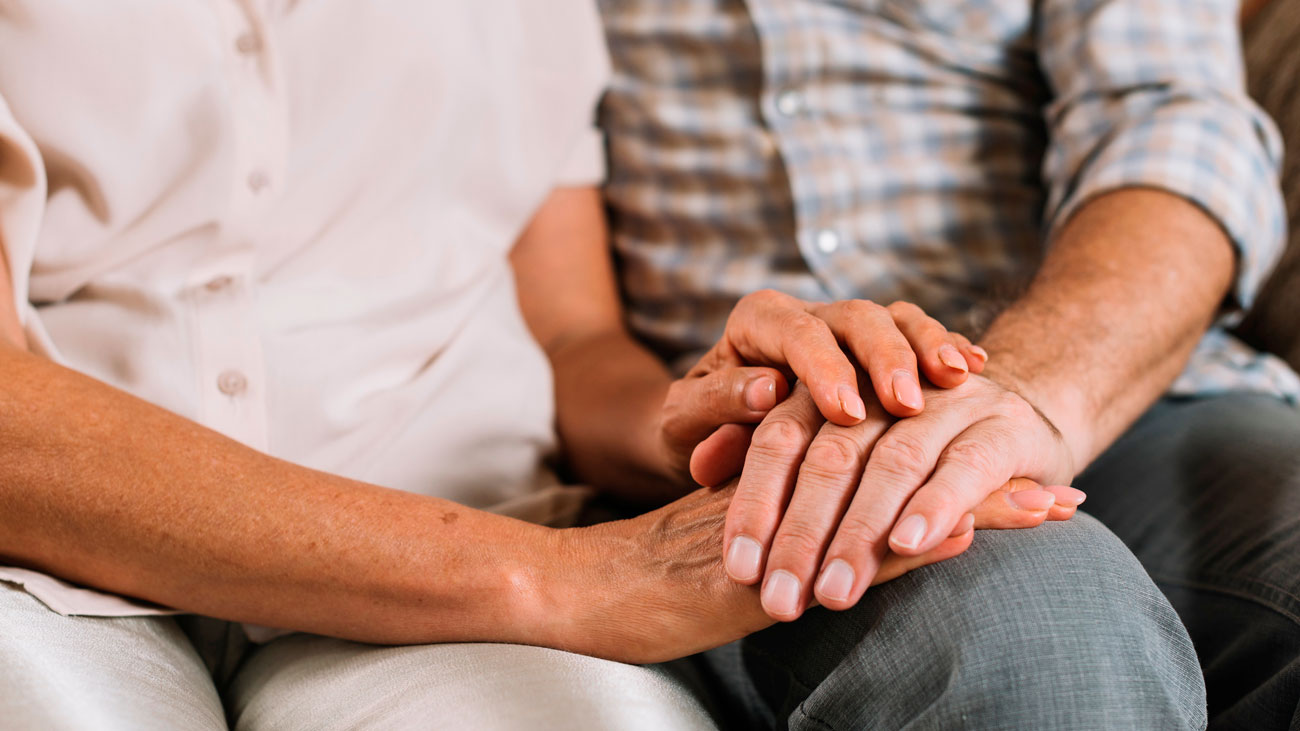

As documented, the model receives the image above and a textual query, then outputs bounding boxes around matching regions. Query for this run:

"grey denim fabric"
[688,514,1207,731]
[1075,394,1300,729]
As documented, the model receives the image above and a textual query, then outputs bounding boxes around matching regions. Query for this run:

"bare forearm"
[510,187,686,502]
[549,328,687,502]
[979,189,1234,470]
[0,344,556,645]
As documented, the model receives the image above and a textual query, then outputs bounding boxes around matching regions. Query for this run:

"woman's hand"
[538,481,978,665]
[657,290,986,488]
[539,472,1083,665]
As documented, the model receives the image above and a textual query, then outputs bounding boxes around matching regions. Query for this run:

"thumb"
[664,366,790,448]
[689,423,756,488]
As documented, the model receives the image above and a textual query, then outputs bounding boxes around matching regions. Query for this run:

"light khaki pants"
[0,583,716,730]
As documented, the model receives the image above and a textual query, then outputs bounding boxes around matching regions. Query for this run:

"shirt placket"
[186,0,288,452]
[748,0,860,301]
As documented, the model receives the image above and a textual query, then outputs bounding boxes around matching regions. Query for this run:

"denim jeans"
[686,513,1207,730]
[1075,394,1300,730]
[688,394,1299,730]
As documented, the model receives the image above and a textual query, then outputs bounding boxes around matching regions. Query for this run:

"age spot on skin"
[441,512,459,525]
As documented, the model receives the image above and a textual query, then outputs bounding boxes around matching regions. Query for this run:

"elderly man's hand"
[657,290,986,487]
[722,380,1081,621]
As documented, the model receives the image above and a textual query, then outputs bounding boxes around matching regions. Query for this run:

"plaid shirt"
[597,0,1300,403]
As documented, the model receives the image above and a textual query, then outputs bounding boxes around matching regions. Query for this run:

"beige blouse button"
[247,170,270,193]
[204,275,234,293]
[217,370,248,396]
[235,33,262,55]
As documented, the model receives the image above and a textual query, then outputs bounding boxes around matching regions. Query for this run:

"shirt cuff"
[1045,91,1287,313]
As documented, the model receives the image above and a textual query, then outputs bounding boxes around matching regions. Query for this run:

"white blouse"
[0,0,609,616]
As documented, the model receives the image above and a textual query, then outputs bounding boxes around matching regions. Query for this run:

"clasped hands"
[657,291,1082,621]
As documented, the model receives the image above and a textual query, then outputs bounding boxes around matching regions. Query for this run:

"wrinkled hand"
[657,290,986,486]
[552,481,978,664]
[723,381,1080,621]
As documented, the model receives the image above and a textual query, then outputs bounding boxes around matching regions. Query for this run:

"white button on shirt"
[0,1,610,616]
[815,230,841,255]
[775,89,805,117]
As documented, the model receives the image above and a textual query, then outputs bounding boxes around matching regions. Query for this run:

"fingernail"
[1043,485,1087,507]
[838,386,866,421]
[891,514,928,550]
[892,371,924,411]
[970,346,989,363]
[745,377,777,411]
[939,345,968,373]
[762,570,801,618]
[815,559,855,602]
[726,536,763,581]
[1009,489,1056,511]
[953,512,975,535]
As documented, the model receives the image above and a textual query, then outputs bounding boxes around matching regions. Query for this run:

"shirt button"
[217,370,248,397]
[815,229,841,254]
[235,33,263,55]
[247,170,270,193]
[204,275,234,293]
[775,89,805,117]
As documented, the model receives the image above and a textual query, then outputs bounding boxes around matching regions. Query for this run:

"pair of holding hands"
[654,290,1083,622]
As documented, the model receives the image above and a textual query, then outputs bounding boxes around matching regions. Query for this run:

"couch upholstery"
[1237,0,1300,370]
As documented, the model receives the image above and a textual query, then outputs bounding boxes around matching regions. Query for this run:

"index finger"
[722,384,825,584]
[724,290,866,426]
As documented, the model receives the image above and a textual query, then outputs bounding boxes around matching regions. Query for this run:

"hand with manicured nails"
[656,289,987,487]
[722,380,1082,622]
[557,468,1082,663]
[556,479,979,664]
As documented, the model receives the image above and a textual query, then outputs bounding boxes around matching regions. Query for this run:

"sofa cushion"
[1237,0,1300,371]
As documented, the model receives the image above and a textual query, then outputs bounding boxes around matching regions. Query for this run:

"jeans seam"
[791,705,838,731]
[742,642,822,695]
[1148,569,1300,626]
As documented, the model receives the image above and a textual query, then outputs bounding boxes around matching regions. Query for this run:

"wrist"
[516,523,641,657]
[978,359,1095,475]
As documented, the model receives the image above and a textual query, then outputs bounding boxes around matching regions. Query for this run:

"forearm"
[0,343,560,645]
[510,186,687,502]
[979,188,1234,470]
[548,328,687,502]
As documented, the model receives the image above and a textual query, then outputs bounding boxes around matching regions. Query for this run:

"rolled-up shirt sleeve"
[1038,0,1285,312]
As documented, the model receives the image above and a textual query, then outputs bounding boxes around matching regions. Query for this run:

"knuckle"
[886,300,924,320]
[879,342,918,367]
[751,288,797,313]
[943,439,999,476]
[704,371,740,406]
[728,488,781,526]
[993,390,1035,421]
[872,433,932,476]
[787,310,830,336]
[833,511,895,551]
[802,433,864,475]
[751,417,812,456]
[770,525,827,564]
[842,299,884,319]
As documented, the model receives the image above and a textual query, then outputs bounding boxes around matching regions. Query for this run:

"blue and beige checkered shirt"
[597,0,1300,402]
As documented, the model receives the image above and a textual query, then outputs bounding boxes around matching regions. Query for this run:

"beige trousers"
[0,583,716,730]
